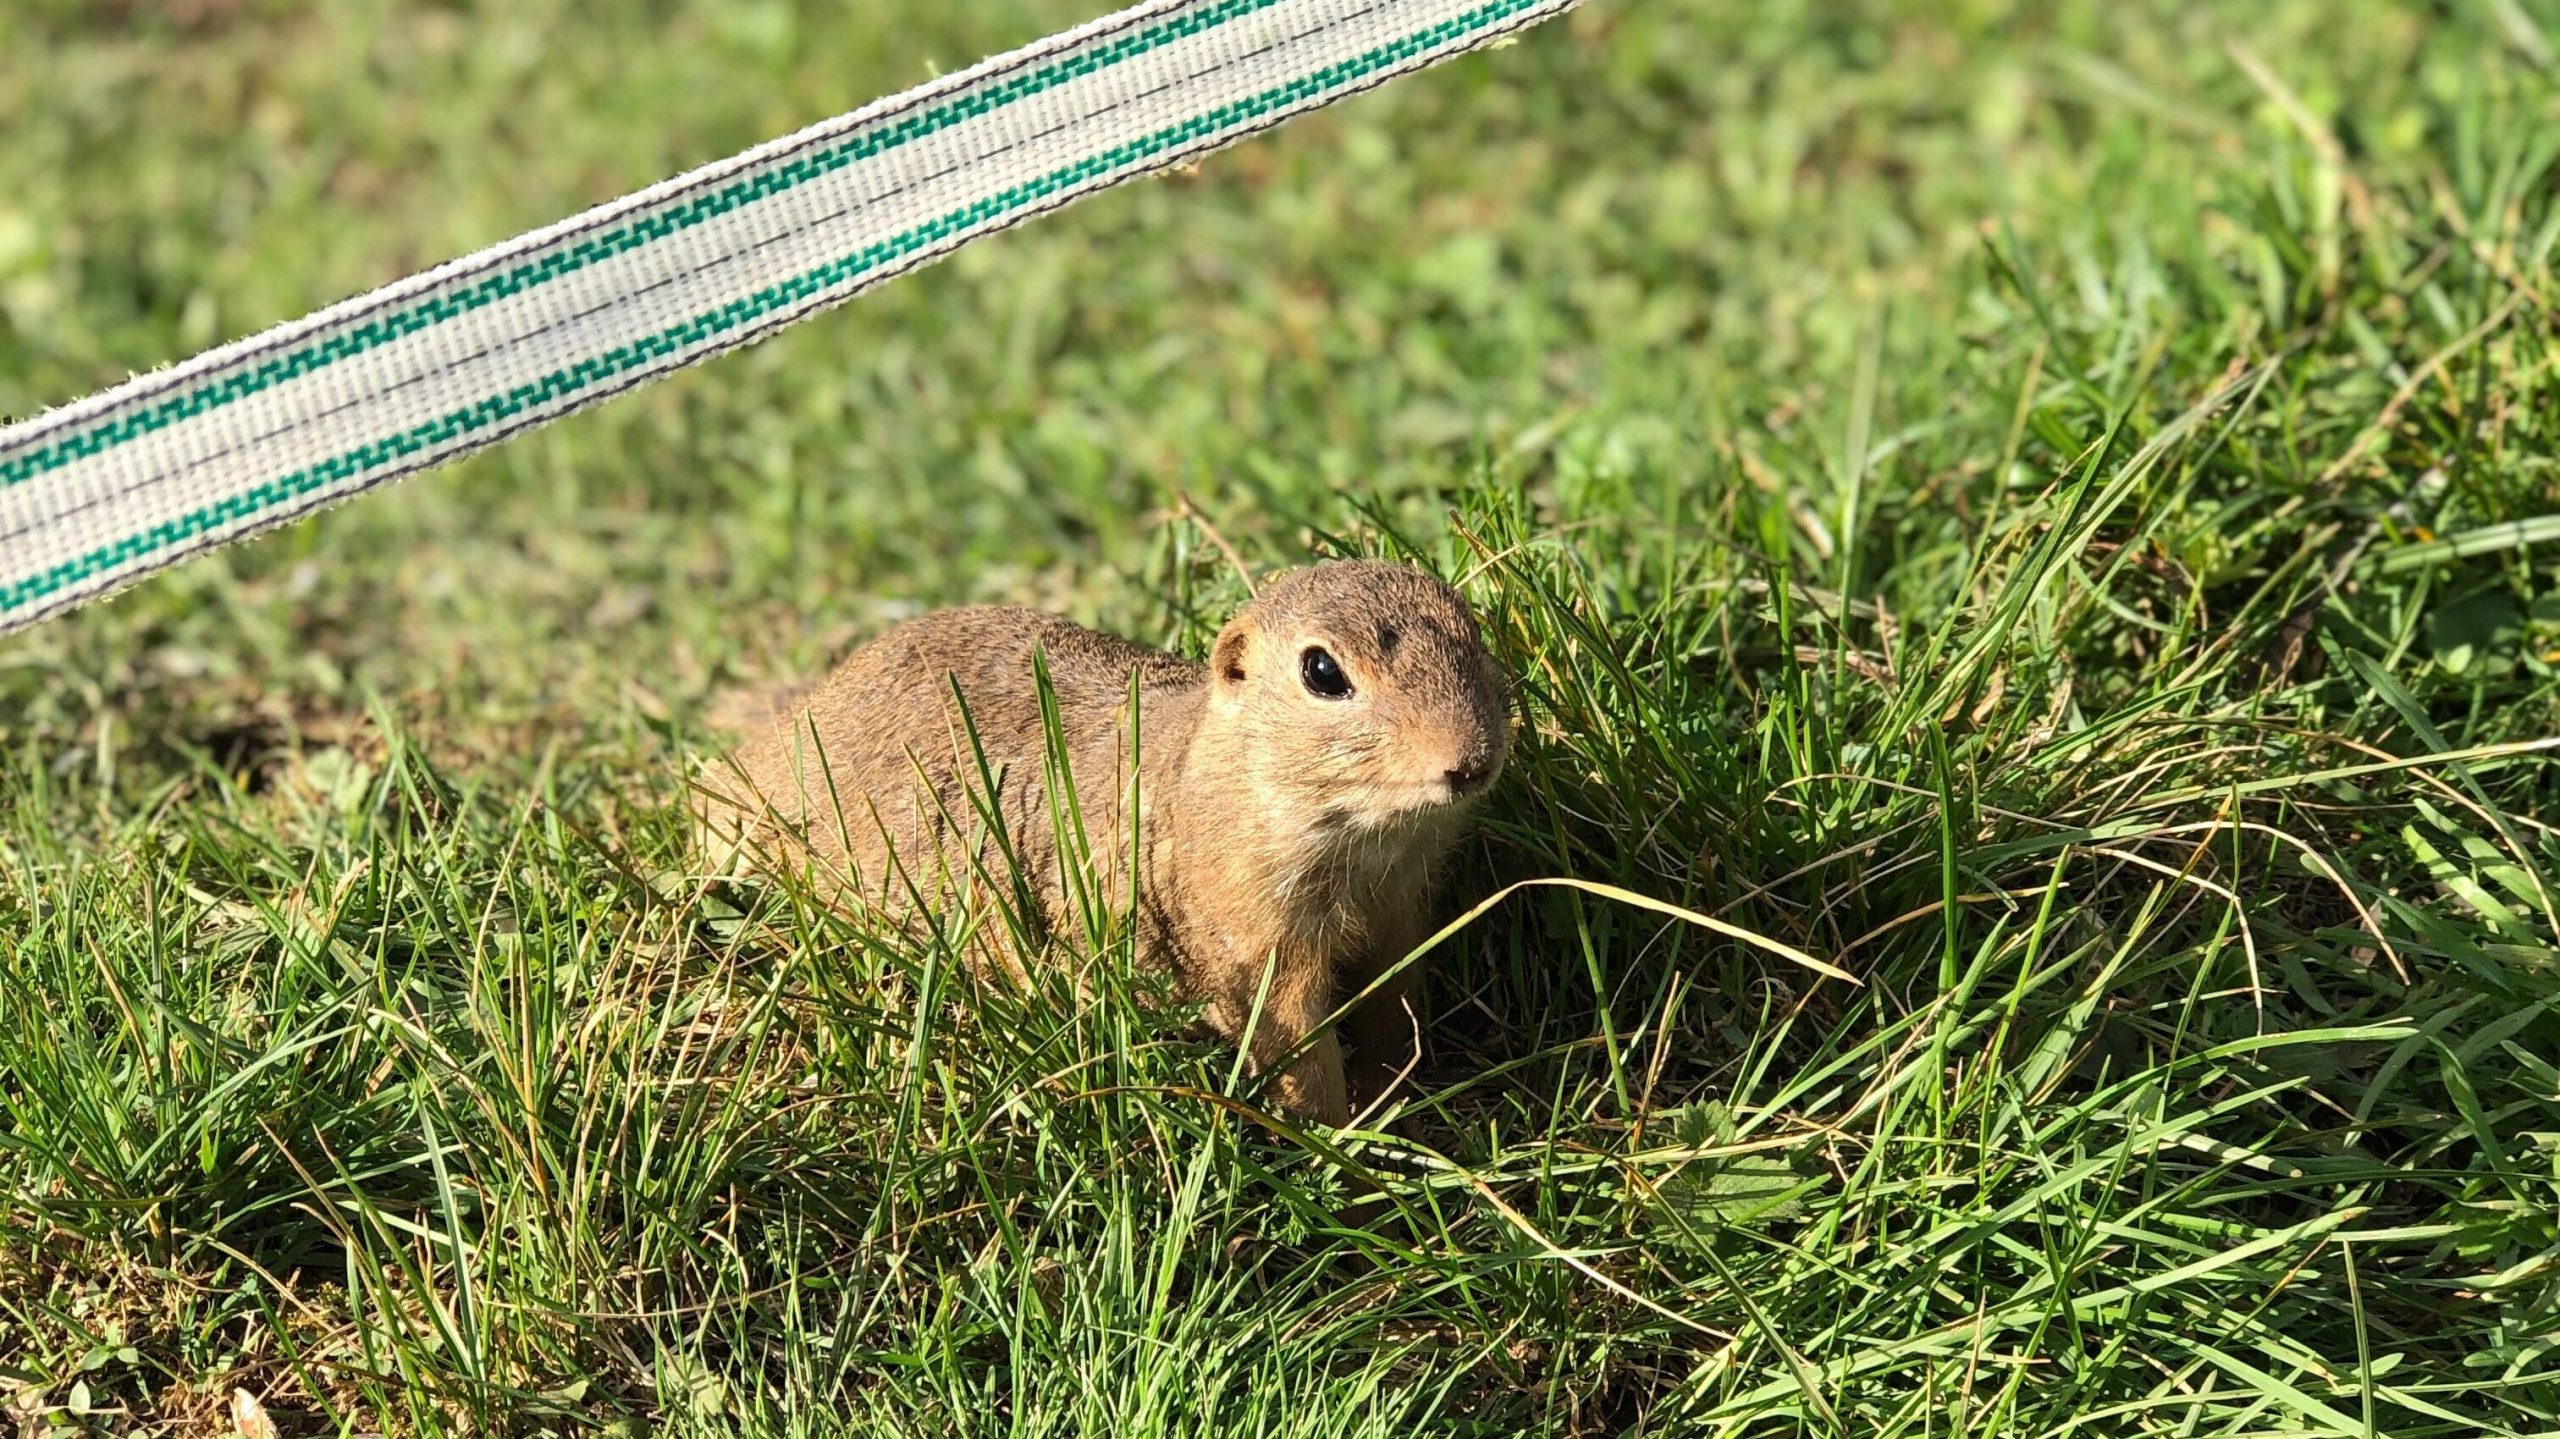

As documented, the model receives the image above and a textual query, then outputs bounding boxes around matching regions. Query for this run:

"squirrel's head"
[1204,560,1512,836]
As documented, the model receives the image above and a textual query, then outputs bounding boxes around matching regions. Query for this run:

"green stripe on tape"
[3,0,1546,616]
[0,0,1288,490]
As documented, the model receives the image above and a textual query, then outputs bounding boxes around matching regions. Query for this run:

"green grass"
[5,0,2560,1433]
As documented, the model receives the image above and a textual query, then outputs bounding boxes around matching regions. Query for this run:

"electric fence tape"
[0,0,1578,635]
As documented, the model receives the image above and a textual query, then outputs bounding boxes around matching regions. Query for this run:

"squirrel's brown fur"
[693,560,1512,1123]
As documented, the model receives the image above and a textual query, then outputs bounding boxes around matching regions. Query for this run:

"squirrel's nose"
[1444,759,1493,796]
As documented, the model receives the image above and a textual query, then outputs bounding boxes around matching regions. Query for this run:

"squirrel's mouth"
[1371,777,1494,825]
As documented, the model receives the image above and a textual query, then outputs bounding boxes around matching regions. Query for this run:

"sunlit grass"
[4,1,2558,1434]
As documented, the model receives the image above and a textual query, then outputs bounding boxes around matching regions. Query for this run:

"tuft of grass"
[6,0,2560,1434]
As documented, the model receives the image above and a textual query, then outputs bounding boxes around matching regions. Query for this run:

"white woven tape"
[0,0,1577,634]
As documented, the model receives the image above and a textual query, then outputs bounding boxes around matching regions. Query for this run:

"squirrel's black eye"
[1300,646,1352,699]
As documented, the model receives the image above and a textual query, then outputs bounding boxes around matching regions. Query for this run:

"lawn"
[4,0,2559,1433]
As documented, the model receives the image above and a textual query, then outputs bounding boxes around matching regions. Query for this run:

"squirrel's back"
[694,607,1205,917]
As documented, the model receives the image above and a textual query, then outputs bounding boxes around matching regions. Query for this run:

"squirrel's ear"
[1211,620,1252,692]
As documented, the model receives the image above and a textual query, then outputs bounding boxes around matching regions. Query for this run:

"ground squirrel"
[695,560,1513,1123]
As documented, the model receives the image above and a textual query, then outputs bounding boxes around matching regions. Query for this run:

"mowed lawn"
[5,0,2559,1433]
